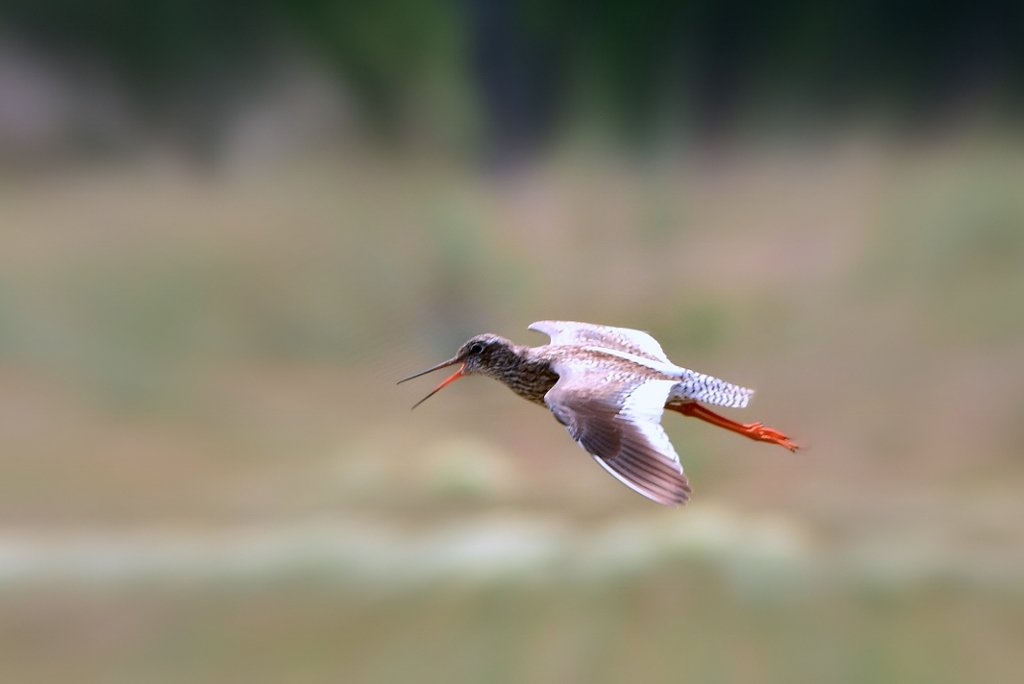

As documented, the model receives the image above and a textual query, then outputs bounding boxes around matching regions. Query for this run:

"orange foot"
[737,421,800,452]
[668,402,800,452]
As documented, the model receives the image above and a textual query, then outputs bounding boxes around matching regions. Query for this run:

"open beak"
[397,355,467,409]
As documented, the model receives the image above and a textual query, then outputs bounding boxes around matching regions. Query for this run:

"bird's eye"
[469,342,484,355]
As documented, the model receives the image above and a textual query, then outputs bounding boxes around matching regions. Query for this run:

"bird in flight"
[398,321,798,505]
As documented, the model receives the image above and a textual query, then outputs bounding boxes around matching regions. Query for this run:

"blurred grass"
[1,134,1023,682]
[1,564,1021,684]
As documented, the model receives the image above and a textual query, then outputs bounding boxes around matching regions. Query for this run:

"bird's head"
[397,334,514,408]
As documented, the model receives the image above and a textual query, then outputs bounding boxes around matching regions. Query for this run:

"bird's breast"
[502,363,559,405]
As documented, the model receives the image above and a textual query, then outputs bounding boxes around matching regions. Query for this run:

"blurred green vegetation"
[3,1,1022,151]
[2,556,1022,684]
[2,4,1024,682]
[1,135,1023,682]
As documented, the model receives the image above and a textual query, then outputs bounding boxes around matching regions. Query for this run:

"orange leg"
[667,402,799,452]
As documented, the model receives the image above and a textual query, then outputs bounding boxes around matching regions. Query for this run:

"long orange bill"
[397,356,467,409]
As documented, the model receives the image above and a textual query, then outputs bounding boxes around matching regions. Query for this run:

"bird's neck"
[484,344,559,405]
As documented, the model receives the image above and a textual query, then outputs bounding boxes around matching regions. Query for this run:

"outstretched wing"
[529,320,671,364]
[530,320,754,409]
[544,361,691,505]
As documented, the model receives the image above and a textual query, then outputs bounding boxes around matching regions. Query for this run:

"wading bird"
[398,321,798,505]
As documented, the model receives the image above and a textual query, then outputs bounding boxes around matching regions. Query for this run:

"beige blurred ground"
[1,133,1023,683]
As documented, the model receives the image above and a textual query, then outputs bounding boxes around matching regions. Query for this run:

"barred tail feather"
[673,371,754,408]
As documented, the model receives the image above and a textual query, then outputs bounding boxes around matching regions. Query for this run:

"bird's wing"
[529,321,671,364]
[543,361,690,505]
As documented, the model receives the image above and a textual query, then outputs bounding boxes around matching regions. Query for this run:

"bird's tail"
[672,370,754,408]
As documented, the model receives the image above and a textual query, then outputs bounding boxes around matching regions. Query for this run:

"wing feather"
[529,320,671,363]
[544,365,690,505]
[529,320,756,408]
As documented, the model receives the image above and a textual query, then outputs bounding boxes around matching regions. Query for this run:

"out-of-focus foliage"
[2,4,1024,684]
[3,0,1023,151]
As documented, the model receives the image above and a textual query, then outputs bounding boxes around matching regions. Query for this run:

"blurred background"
[2,1,1023,682]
